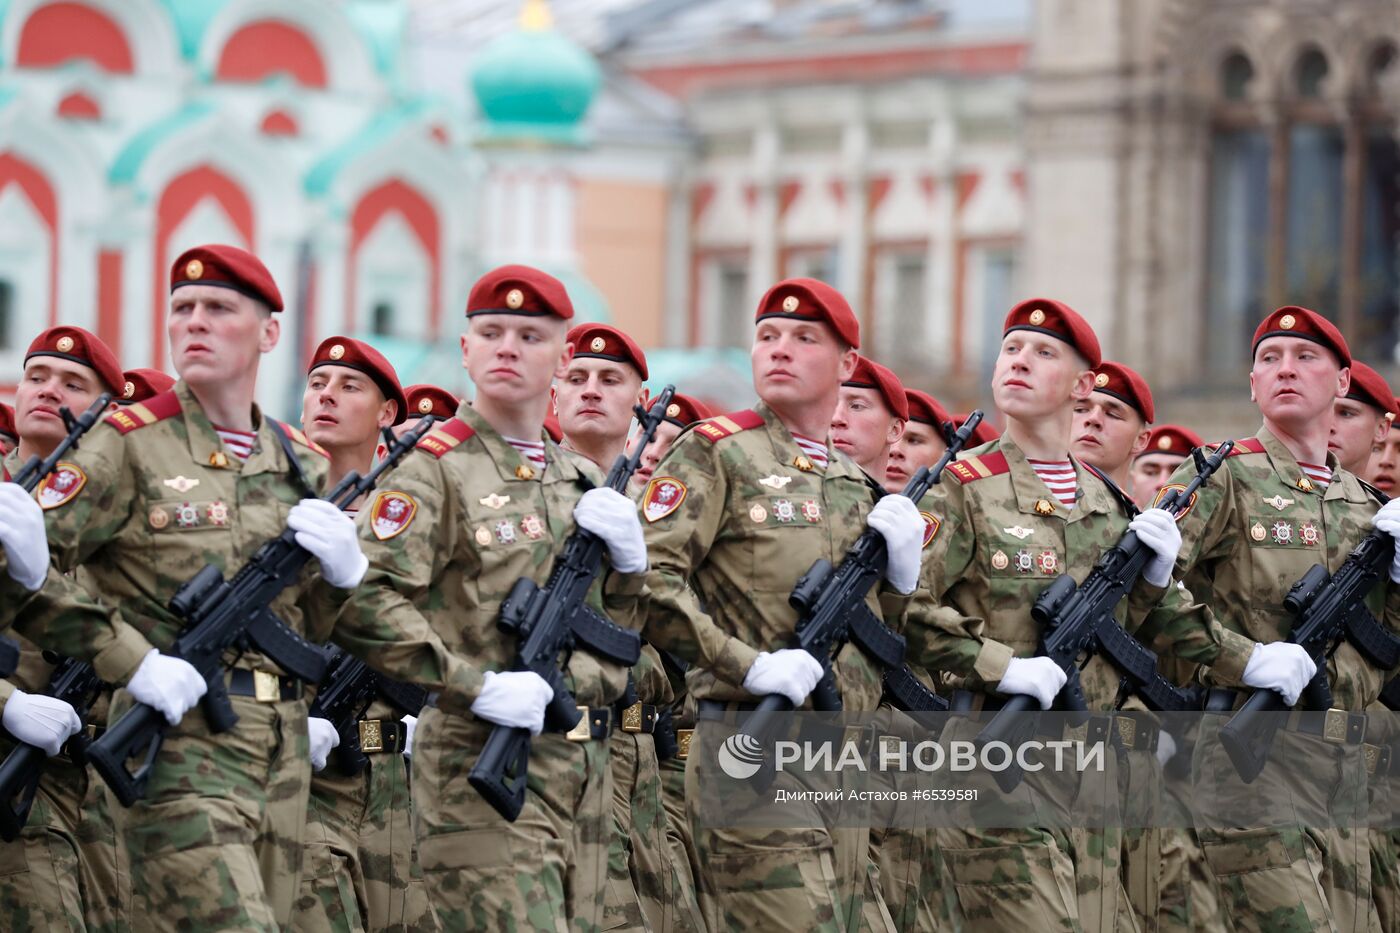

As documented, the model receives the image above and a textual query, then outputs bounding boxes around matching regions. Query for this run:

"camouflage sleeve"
[13,425,155,683]
[633,644,673,706]
[329,454,485,718]
[638,433,760,687]
[905,480,1017,687]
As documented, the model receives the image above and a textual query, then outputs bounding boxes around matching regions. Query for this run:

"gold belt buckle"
[253,670,281,703]
[358,719,384,753]
[1365,743,1382,775]
[1323,708,1349,744]
[621,702,644,733]
[1115,716,1139,750]
[566,706,592,742]
[676,728,693,760]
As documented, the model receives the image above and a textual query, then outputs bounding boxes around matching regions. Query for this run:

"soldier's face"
[554,358,644,448]
[751,319,856,410]
[831,386,903,473]
[15,357,108,451]
[1071,394,1149,474]
[302,366,397,451]
[992,332,1093,420]
[1366,428,1400,493]
[1249,337,1348,424]
[168,286,278,387]
[462,315,569,406]
[886,421,947,493]
[1328,398,1390,475]
[632,420,684,488]
[1131,453,1186,507]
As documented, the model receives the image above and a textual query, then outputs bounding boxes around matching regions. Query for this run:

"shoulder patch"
[280,423,329,459]
[920,511,941,548]
[104,390,181,435]
[944,451,1010,485]
[642,476,687,522]
[416,418,476,459]
[692,409,765,444]
[368,491,417,540]
[1154,482,1199,521]
[36,462,86,510]
[1223,438,1265,457]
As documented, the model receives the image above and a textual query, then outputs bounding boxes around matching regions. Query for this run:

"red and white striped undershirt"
[1298,461,1332,491]
[214,426,256,463]
[1028,459,1077,509]
[793,433,829,470]
[504,436,547,472]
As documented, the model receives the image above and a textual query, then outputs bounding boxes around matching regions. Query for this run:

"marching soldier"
[1130,426,1204,510]
[1328,360,1396,478]
[291,336,439,933]
[1367,408,1400,497]
[397,384,459,439]
[554,321,701,933]
[830,354,907,480]
[884,388,952,494]
[1166,307,1395,932]
[637,278,925,932]
[333,265,652,931]
[1071,360,1153,490]
[630,392,712,494]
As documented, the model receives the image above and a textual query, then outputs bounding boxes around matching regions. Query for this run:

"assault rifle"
[975,441,1234,791]
[309,645,429,776]
[467,387,674,821]
[89,416,437,806]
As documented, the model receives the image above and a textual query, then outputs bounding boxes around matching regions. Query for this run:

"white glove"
[2,690,82,756]
[1154,728,1178,769]
[288,498,369,589]
[996,657,1068,709]
[1371,499,1400,582]
[470,670,554,736]
[1241,642,1317,707]
[0,483,49,592]
[1128,508,1182,588]
[742,649,824,707]
[308,716,340,772]
[402,714,417,757]
[126,649,208,726]
[573,487,647,573]
[866,494,925,595]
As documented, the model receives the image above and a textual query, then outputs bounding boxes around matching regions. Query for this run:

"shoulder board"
[1358,476,1390,505]
[944,451,1010,485]
[1222,438,1265,457]
[1083,461,1138,516]
[104,390,182,435]
[416,418,476,459]
[692,409,765,444]
[278,423,329,459]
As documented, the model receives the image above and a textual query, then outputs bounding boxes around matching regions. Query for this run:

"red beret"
[25,326,123,395]
[404,384,459,420]
[467,265,573,320]
[905,389,954,432]
[1252,306,1350,367]
[1003,298,1102,369]
[0,403,14,441]
[955,412,1000,447]
[566,323,648,379]
[1343,361,1397,418]
[755,278,860,349]
[1091,360,1155,423]
[119,368,175,404]
[842,356,909,420]
[309,336,408,426]
[647,391,713,428]
[1138,424,1204,460]
[544,411,563,443]
[171,244,283,312]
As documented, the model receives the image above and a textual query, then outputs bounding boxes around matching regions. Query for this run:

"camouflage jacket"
[909,434,1255,708]
[1165,425,1400,710]
[637,402,896,711]
[332,402,646,717]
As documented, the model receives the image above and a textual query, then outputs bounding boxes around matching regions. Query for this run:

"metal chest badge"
[773,499,796,523]
[1270,521,1293,545]
[991,549,1010,570]
[175,502,201,528]
[1037,550,1058,575]
[206,501,229,526]
[520,514,545,540]
[1015,549,1035,574]
[495,520,517,545]
[802,500,822,523]
[1299,520,1320,547]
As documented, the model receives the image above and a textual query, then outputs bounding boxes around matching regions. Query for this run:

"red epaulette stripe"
[104,390,181,434]
[1224,438,1265,457]
[416,418,476,459]
[693,409,765,444]
[282,424,330,459]
[944,451,1010,485]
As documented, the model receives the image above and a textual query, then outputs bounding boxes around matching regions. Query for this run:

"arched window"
[1294,47,1329,98]
[1220,52,1254,101]
[372,301,394,337]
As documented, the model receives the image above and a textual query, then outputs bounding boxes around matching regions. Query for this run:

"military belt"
[357,719,409,754]
[1109,714,1161,754]
[616,701,659,735]
[1284,708,1366,746]
[227,669,302,703]
[675,728,693,760]
[563,706,613,742]
[1364,742,1393,777]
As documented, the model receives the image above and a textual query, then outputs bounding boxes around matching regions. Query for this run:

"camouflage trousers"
[602,729,703,932]
[0,752,129,932]
[932,716,1138,933]
[1193,718,1378,933]
[1371,829,1400,933]
[410,707,612,933]
[109,688,311,932]
[291,746,439,932]
[658,751,706,922]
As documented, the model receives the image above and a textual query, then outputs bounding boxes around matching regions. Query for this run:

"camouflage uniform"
[638,403,896,933]
[1166,428,1398,933]
[333,403,646,933]
[911,435,1254,933]
[655,653,706,928]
